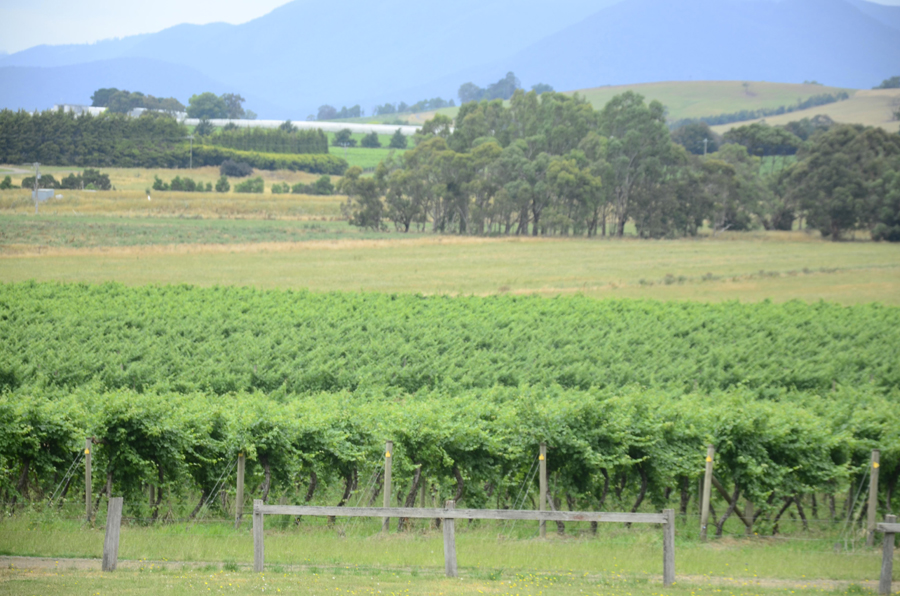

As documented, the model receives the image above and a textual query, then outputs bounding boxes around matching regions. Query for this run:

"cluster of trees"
[20,168,112,191]
[670,92,850,129]
[0,283,896,527]
[186,93,256,120]
[342,90,900,241]
[152,175,215,193]
[457,72,553,104]
[331,129,407,150]
[0,109,347,174]
[270,176,335,195]
[874,76,900,89]
[373,98,455,116]
[90,88,185,114]
[199,126,329,155]
[316,105,362,121]
[219,159,253,177]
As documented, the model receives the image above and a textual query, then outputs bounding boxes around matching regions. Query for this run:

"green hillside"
[569,80,853,120]
[348,81,869,127]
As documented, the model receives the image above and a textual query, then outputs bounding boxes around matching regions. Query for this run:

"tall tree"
[598,92,671,236]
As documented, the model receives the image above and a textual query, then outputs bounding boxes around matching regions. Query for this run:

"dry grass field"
[2,232,897,305]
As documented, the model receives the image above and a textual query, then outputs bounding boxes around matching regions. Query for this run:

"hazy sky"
[1,0,900,54]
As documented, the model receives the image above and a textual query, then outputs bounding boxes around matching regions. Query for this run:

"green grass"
[0,511,890,581]
[2,567,885,596]
[1,233,897,305]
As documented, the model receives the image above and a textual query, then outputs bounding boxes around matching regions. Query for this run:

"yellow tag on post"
[84,449,90,455]
[539,454,545,461]
[873,462,880,469]
[386,452,391,458]
[706,457,712,462]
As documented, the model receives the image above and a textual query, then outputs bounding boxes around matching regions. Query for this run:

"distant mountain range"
[1,0,898,119]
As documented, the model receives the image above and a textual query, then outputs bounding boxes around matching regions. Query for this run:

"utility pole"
[188,135,194,169]
[32,162,40,214]
[703,138,708,156]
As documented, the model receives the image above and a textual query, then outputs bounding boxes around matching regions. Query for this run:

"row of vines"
[0,282,898,533]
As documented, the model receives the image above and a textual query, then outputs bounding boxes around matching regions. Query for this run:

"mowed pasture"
[1,231,897,304]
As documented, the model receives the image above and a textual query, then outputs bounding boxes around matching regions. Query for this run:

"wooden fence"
[252,501,677,583]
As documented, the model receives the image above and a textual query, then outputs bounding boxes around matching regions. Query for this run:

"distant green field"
[345,81,877,128]
[569,80,853,121]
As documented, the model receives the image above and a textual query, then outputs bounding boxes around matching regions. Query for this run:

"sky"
[1,0,900,54]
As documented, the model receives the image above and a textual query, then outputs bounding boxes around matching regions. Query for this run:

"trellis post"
[382,440,393,532]
[879,514,896,595]
[235,452,245,529]
[84,438,92,522]
[539,442,547,538]
[867,449,881,547]
[700,445,715,541]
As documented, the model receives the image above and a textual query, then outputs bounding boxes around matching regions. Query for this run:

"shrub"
[291,175,334,195]
[360,132,382,148]
[271,182,291,194]
[0,176,12,189]
[152,176,170,191]
[388,129,408,150]
[21,174,58,189]
[220,159,253,177]
[234,176,264,193]
[215,175,230,193]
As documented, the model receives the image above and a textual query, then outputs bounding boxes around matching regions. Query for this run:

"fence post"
[539,442,547,538]
[253,499,264,572]
[868,450,881,547]
[443,499,458,578]
[235,453,246,529]
[700,445,715,542]
[84,438,92,522]
[101,497,123,572]
[663,508,675,587]
[880,514,896,595]
[382,440,393,532]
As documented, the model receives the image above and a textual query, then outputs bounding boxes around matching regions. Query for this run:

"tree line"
[341,90,900,241]
[0,109,347,175]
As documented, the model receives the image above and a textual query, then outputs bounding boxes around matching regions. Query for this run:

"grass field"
[1,233,897,304]
[710,89,900,135]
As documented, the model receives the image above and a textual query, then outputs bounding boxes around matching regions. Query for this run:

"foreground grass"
[0,514,890,584]
[0,566,887,596]
[1,233,897,304]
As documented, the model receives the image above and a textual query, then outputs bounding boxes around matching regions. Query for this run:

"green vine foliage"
[0,282,897,524]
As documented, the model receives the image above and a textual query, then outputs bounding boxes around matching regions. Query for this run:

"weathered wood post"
[84,438,92,522]
[235,452,246,529]
[253,499,264,572]
[700,445,715,542]
[101,497,123,572]
[663,508,675,587]
[867,449,881,547]
[382,440,393,533]
[443,499,458,578]
[880,514,896,595]
[539,442,547,538]
[421,473,427,508]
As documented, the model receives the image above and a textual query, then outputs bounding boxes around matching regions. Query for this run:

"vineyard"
[1,282,898,538]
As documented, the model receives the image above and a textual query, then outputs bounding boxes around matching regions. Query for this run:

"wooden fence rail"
[252,501,676,584]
